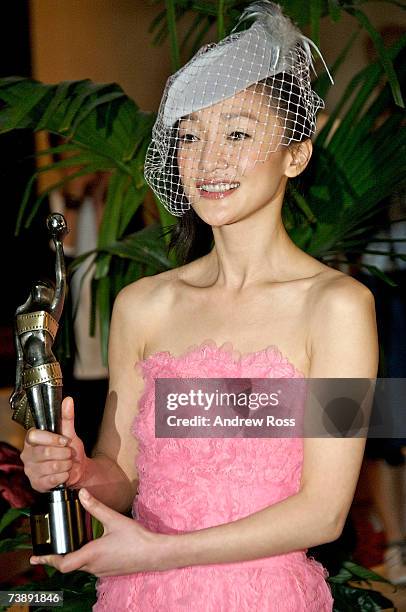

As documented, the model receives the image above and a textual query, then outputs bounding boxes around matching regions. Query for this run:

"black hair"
[165,121,214,264]
[166,207,213,264]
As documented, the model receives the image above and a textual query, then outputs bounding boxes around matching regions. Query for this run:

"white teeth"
[200,182,239,193]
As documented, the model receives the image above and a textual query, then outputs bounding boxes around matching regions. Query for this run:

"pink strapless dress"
[95,340,333,611]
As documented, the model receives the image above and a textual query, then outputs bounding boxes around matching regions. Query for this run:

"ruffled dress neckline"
[137,338,305,378]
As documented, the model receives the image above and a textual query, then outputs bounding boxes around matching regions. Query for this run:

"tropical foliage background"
[0,1,405,609]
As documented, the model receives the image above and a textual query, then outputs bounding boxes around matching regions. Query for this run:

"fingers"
[30,549,86,573]
[25,396,77,445]
[24,458,72,491]
[34,459,73,478]
[25,428,69,448]
[38,471,70,489]
[32,445,72,462]
[77,489,118,529]
[21,428,73,492]
[20,397,85,493]
[61,396,77,440]
[30,538,101,574]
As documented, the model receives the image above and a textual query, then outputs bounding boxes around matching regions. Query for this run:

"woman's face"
[177,87,293,226]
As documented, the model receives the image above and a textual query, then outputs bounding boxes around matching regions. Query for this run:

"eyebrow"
[221,112,259,122]
[180,111,260,123]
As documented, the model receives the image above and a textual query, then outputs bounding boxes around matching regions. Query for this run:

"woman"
[22,3,378,610]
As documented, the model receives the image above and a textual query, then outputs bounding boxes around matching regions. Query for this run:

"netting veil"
[144,1,333,216]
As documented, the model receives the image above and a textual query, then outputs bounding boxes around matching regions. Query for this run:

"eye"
[228,131,251,141]
[179,133,199,143]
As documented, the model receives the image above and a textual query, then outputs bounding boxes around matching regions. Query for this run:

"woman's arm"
[72,279,152,512]
[158,278,378,569]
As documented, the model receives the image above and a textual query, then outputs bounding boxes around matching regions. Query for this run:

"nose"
[197,137,229,173]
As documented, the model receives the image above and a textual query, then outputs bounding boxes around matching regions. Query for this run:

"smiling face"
[144,16,325,219]
[176,86,297,226]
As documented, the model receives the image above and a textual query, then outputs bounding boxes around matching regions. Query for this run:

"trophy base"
[30,487,91,555]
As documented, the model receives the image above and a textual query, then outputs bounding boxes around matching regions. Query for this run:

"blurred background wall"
[30,0,173,112]
[29,0,406,113]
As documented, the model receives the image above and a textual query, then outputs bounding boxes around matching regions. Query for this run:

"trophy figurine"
[9,213,89,555]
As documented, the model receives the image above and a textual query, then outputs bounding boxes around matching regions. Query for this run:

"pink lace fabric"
[95,340,333,611]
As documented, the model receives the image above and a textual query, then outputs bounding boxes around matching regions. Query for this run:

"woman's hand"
[21,396,87,492]
[30,488,169,576]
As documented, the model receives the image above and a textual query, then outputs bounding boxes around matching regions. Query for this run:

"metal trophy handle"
[9,213,90,554]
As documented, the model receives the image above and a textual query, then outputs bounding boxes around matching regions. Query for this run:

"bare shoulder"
[110,262,197,345]
[310,268,375,315]
[114,253,207,310]
[306,269,378,377]
[114,268,173,309]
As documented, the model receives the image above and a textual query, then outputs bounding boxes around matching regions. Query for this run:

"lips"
[196,179,240,199]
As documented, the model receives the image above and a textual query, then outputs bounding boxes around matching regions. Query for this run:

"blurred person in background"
[356,32,406,585]
[359,189,406,584]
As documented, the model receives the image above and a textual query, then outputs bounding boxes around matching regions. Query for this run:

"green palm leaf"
[291,35,406,264]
